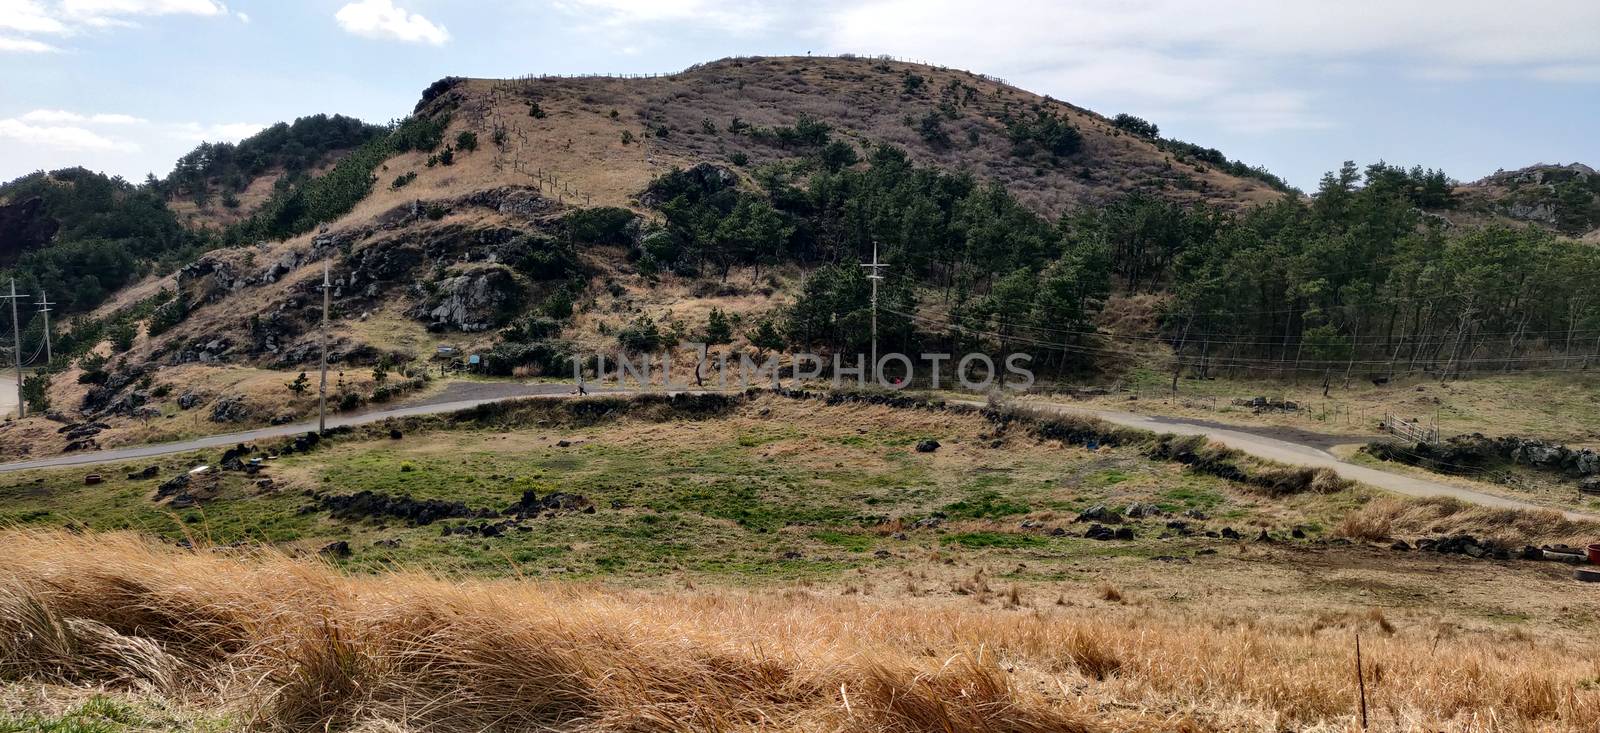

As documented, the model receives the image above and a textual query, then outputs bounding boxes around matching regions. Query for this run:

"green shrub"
[564,207,636,245]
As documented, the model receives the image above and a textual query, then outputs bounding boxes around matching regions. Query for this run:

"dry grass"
[2,528,1598,732]
[1336,495,1600,547]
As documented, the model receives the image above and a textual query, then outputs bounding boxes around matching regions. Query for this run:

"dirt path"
[1011,399,1599,522]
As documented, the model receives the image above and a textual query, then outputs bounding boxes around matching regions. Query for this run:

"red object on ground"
[1587,544,1600,565]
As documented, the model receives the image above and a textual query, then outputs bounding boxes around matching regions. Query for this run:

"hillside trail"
[998,398,1599,522]
[3,383,1595,522]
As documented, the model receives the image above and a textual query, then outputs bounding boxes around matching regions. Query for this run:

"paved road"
[1008,399,1598,521]
[2,385,1591,522]
[0,381,586,474]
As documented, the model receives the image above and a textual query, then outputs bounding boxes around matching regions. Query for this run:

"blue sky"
[2,0,1596,191]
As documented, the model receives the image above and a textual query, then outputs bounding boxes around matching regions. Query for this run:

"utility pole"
[4,279,25,418]
[35,292,53,366]
[861,241,887,385]
[318,261,330,435]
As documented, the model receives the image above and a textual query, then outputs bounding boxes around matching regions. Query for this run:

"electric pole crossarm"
[35,292,53,367]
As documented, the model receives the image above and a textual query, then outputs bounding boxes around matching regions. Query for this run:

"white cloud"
[1531,65,1600,82]
[1207,92,1333,133]
[813,0,1600,135]
[0,0,68,35]
[168,121,266,142]
[0,34,58,52]
[0,110,260,159]
[334,0,449,45]
[21,109,148,125]
[0,111,273,181]
[234,10,248,23]
[0,118,140,152]
[0,0,230,52]
[558,0,779,35]
[58,0,228,22]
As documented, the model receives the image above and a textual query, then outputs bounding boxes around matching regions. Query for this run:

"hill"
[3,55,1599,457]
[381,56,1287,219]
[1449,162,1600,236]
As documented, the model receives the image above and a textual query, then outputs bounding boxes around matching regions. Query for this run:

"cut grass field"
[3,394,1599,730]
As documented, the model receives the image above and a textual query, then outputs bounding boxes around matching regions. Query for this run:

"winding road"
[1006,400,1597,522]
[0,384,1591,521]
[0,381,585,474]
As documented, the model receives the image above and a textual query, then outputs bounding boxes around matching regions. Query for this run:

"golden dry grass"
[1337,495,1600,548]
[2,528,1598,732]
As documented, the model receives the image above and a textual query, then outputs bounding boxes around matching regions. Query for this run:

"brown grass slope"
[2,528,1598,732]
[383,55,1282,221]
[120,57,1283,364]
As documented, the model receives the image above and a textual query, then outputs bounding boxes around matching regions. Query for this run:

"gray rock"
[1076,504,1121,524]
[209,395,250,423]
[414,265,523,332]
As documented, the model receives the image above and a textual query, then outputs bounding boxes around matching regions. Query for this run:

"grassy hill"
[3,55,1598,461]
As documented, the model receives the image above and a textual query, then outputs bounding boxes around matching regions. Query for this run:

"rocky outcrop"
[412,264,524,332]
[209,395,252,423]
[315,490,493,525]
[1365,432,1600,481]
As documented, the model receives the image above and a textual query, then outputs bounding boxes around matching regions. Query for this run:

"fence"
[487,53,1009,89]
[1382,413,1440,445]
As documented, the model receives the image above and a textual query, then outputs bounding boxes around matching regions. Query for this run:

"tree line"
[633,150,1600,381]
[158,114,387,207]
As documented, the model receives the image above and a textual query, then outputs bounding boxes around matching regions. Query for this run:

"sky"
[1,0,1596,191]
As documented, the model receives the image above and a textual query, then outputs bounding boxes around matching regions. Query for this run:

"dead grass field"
[4,395,1600,730]
[1,527,1598,732]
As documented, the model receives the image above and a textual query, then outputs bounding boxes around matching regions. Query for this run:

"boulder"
[1124,502,1162,518]
[1076,504,1121,524]
[1083,524,1116,541]
[209,395,251,423]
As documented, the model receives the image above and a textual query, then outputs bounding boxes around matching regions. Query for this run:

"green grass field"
[0,396,1358,583]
